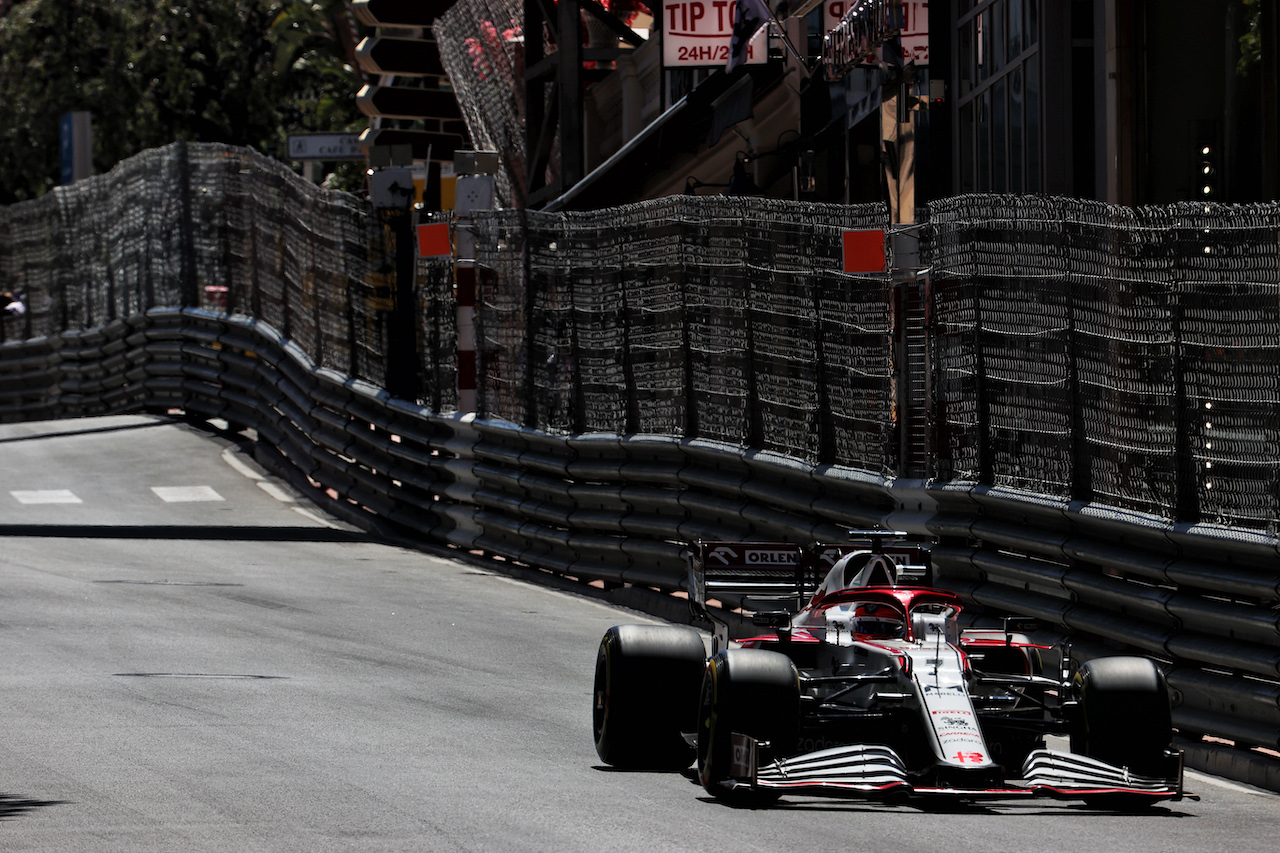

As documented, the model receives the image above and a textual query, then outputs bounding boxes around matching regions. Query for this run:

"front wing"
[737,737,1186,802]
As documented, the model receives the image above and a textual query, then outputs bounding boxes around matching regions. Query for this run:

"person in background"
[3,288,23,316]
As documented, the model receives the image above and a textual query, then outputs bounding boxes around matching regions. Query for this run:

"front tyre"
[1072,656,1174,777]
[593,624,706,770]
[697,648,799,805]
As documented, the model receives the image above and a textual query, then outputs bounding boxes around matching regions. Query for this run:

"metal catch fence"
[0,141,458,410]
[4,143,1280,770]
[472,197,896,471]
[927,194,1280,533]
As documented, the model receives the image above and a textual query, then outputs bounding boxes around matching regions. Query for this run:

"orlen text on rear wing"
[688,535,933,613]
[689,542,812,615]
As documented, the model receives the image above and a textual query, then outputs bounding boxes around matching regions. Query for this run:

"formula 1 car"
[592,534,1187,805]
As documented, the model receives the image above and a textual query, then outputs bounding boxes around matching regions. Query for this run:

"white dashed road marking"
[10,490,83,504]
[220,447,263,481]
[219,445,343,529]
[292,506,342,529]
[256,481,296,503]
[151,486,225,503]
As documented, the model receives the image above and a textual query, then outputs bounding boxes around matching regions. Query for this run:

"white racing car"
[593,534,1188,805]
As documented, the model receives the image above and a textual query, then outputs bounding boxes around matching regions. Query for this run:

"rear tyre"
[1072,656,1173,778]
[697,649,799,805]
[593,624,706,770]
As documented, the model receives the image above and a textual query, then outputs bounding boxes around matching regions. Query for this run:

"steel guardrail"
[3,308,1277,762]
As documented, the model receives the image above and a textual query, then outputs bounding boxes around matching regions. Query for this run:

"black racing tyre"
[697,648,800,805]
[1071,656,1173,777]
[593,624,706,770]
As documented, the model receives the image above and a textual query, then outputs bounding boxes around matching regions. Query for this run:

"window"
[954,0,1042,193]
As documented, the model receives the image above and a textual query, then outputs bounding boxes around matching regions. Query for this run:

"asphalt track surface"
[1,414,1277,851]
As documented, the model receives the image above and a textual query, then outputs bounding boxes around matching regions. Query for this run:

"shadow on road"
[0,416,182,444]
[0,793,67,820]
[0,524,368,542]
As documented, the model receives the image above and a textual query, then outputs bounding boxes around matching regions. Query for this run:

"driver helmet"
[851,602,905,639]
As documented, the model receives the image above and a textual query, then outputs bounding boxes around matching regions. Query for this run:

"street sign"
[822,0,927,78]
[357,85,463,121]
[417,222,453,257]
[351,0,454,27]
[287,133,364,161]
[355,36,447,77]
[359,128,466,162]
[661,0,767,67]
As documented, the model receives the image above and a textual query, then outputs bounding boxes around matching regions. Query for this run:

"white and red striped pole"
[449,152,497,414]
[454,265,477,412]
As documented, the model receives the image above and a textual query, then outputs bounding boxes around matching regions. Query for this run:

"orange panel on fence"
[417,222,453,258]
[842,229,886,273]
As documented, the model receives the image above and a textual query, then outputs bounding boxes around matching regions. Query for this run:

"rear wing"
[691,541,812,614]
[687,533,931,616]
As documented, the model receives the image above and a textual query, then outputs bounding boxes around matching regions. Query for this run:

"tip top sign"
[662,0,768,67]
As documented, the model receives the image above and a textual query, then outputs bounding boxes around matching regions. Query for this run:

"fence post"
[1063,218,1093,503]
[175,140,198,309]
[744,217,762,450]
[891,229,927,478]
[454,153,499,413]
[681,214,698,439]
[522,207,538,428]
[814,275,834,466]
[369,165,420,400]
[386,206,419,400]
[619,223,641,434]
[569,232,586,434]
[1171,289,1200,523]
[974,276,992,485]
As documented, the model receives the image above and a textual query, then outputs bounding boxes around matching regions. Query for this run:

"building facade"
[432,0,1279,213]
[938,0,1278,206]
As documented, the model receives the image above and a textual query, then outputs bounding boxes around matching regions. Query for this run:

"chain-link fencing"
[472,197,895,471]
[433,0,527,208]
[0,142,458,409]
[927,195,1280,533]
[8,144,1280,766]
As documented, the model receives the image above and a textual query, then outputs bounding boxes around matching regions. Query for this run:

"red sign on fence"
[842,229,886,273]
[417,222,452,258]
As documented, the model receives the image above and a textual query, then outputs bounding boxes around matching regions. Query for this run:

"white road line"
[10,489,82,504]
[222,443,341,528]
[151,486,224,503]
[1185,768,1278,797]
[292,506,341,529]
[256,481,296,503]
[220,447,264,481]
